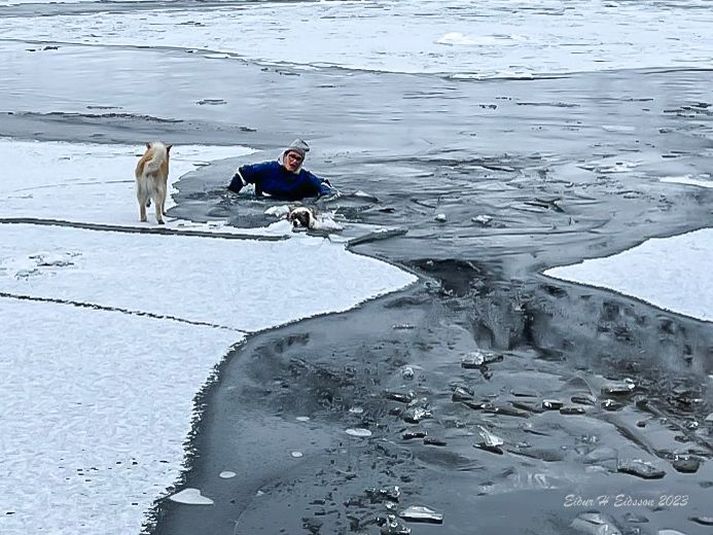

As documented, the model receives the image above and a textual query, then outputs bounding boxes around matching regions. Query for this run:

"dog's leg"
[137,182,148,222]
[154,198,164,224]
[154,185,166,224]
[160,177,168,216]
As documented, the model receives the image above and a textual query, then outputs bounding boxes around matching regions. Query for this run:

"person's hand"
[321,189,340,201]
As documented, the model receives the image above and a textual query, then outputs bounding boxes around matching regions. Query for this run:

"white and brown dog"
[135,141,172,224]
[287,206,317,229]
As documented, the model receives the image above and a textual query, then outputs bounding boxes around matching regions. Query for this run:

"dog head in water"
[287,207,316,229]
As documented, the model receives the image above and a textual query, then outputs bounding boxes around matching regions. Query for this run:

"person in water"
[227,138,334,201]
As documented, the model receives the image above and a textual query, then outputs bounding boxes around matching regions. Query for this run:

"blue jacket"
[228,160,332,201]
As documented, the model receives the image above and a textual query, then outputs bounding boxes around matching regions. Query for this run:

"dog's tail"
[143,142,168,175]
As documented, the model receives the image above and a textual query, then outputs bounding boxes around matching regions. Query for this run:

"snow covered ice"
[545,229,713,323]
[1,0,712,77]
[0,138,415,534]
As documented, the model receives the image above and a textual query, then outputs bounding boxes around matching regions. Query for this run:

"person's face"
[283,150,304,172]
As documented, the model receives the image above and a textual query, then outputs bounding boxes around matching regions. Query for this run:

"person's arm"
[304,170,334,197]
[228,162,264,194]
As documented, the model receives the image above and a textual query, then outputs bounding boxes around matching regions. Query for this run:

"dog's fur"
[135,142,172,224]
[287,206,317,229]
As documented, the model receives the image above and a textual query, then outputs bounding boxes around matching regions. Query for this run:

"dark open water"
[158,65,713,534]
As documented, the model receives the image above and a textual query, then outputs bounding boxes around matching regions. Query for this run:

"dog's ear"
[166,144,173,153]
[145,142,152,149]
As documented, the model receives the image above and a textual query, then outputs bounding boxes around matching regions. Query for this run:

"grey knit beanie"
[285,138,310,159]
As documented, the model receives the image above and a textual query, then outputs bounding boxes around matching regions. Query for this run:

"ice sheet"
[545,228,713,322]
[0,138,274,235]
[1,0,711,77]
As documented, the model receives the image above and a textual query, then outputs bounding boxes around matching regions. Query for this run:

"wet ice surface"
[1,0,713,77]
[154,55,713,535]
[661,175,713,189]
[171,280,713,535]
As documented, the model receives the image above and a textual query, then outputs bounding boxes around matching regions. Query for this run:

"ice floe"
[545,228,713,322]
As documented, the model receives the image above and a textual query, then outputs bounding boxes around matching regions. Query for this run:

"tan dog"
[135,142,171,224]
